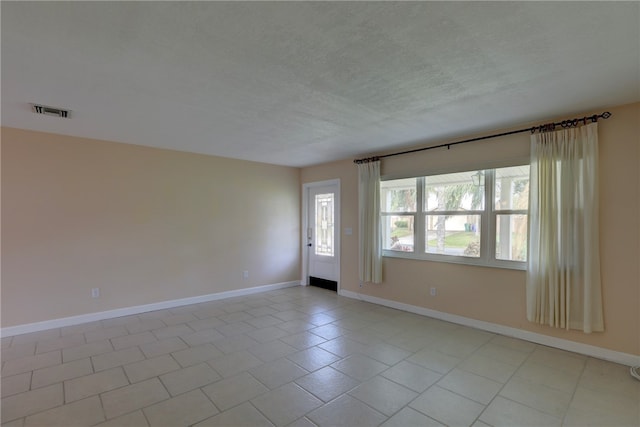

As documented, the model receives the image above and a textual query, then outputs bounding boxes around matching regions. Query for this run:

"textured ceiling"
[2,2,639,167]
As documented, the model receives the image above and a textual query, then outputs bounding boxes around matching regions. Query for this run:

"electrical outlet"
[242,270,249,279]
[91,288,100,298]
[430,287,437,296]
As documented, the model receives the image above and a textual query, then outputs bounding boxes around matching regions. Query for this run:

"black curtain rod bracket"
[353,111,611,164]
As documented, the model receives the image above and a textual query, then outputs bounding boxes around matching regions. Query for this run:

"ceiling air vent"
[32,104,71,118]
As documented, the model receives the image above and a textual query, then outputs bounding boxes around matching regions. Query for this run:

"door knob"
[307,243,312,247]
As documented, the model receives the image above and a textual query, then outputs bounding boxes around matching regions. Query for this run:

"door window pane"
[315,193,334,256]
[382,215,414,252]
[496,214,528,261]
[426,214,481,257]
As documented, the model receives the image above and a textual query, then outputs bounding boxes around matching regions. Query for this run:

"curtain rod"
[353,111,612,164]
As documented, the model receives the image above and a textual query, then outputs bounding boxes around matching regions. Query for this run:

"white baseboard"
[1,281,301,337]
[339,289,640,367]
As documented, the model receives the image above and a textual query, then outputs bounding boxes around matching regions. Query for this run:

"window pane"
[495,165,530,210]
[315,193,334,256]
[380,178,417,213]
[382,215,414,252]
[425,171,484,211]
[496,214,527,261]
[426,214,480,257]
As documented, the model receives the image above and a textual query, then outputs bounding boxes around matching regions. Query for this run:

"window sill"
[382,250,527,271]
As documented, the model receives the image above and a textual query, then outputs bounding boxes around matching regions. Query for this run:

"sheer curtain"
[358,160,382,284]
[527,123,604,333]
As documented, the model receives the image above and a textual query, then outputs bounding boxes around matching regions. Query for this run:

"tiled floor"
[2,285,639,426]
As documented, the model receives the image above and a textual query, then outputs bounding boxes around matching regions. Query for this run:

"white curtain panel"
[358,160,382,284]
[527,123,604,332]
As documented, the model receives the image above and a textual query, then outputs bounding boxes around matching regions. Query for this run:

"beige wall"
[1,128,301,327]
[302,102,640,356]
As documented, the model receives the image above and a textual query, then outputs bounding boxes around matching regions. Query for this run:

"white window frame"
[381,165,529,270]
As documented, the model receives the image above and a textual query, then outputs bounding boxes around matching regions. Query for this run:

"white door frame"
[301,179,341,291]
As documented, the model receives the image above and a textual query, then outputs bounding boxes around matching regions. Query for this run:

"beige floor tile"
[139,336,188,358]
[308,324,346,340]
[64,366,129,402]
[579,357,640,398]
[31,358,93,389]
[287,416,316,427]
[252,382,323,426]
[216,321,256,337]
[92,346,146,372]
[330,354,388,381]
[248,341,297,362]
[381,360,441,393]
[213,334,260,354]
[62,340,112,363]
[101,314,141,328]
[245,314,283,328]
[137,310,172,321]
[295,366,359,402]
[246,306,279,317]
[1,383,63,423]
[563,385,640,426]
[111,331,157,350]
[94,410,149,427]
[172,343,223,367]
[11,329,61,347]
[194,402,274,427]
[489,335,537,353]
[1,418,24,427]
[479,396,561,426]
[24,395,105,426]
[206,350,263,378]
[125,318,166,334]
[286,347,341,372]
[307,394,386,427]
[437,368,502,405]
[144,389,218,427]
[2,350,62,376]
[152,324,195,340]
[84,326,129,343]
[277,320,315,334]
[380,407,444,427]
[181,329,225,346]
[457,353,519,383]
[365,342,411,366]
[1,372,32,397]
[61,321,103,337]
[528,346,586,375]
[101,377,170,419]
[409,385,485,427]
[35,333,86,354]
[160,362,221,396]
[349,375,417,416]
[202,371,269,411]
[475,342,530,366]
[406,348,461,374]
[499,376,572,417]
[317,337,368,358]
[124,354,180,383]
[161,313,198,326]
[187,316,226,332]
[246,326,291,344]
[515,360,580,393]
[250,358,309,389]
[2,342,36,362]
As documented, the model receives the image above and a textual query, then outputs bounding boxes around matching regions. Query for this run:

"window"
[380,165,530,269]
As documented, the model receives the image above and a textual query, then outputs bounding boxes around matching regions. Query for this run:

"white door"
[304,181,340,290]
